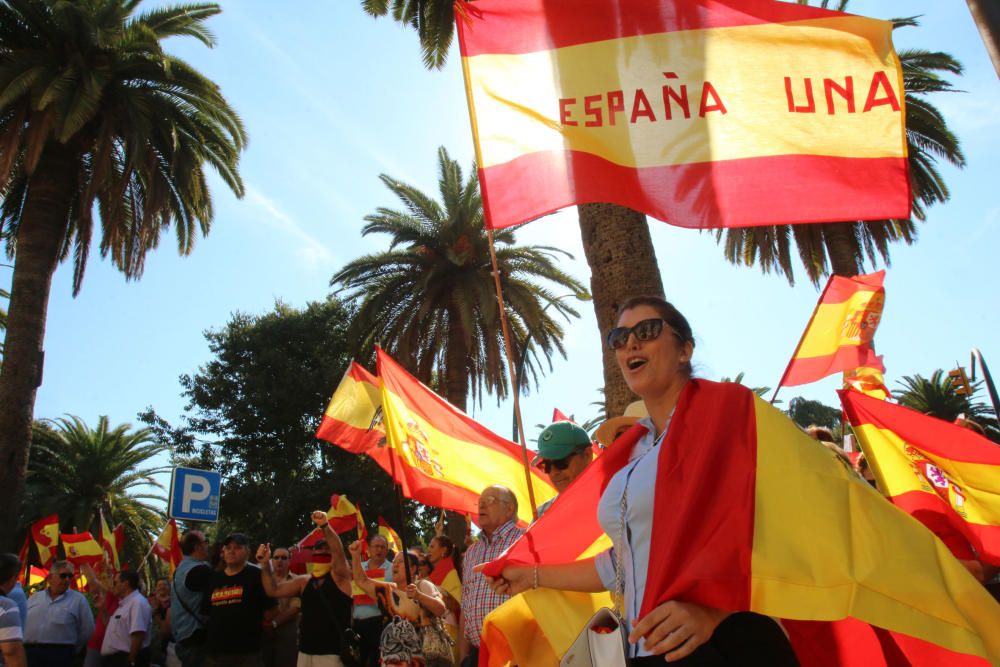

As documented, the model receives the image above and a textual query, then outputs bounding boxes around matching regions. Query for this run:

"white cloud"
[244,186,334,268]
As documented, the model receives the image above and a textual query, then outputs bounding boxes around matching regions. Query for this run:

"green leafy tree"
[786,396,842,433]
[895,370,1000,442]
[22,415,169,569]
[140,299,431,548]
[0,0,246,549]
[331,146,587,412]
[720,372,772,400]
[717,10,964,285]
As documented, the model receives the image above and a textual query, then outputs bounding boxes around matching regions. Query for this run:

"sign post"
[168,467,221,522]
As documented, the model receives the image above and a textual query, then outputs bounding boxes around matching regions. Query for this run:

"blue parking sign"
[169,467,221,522]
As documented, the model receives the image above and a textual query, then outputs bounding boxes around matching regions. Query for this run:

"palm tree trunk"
[967,0,1000,77]
[443,312,470,545]
[0,145,77,550]
[578,204,665,418]
[823,222,862,277]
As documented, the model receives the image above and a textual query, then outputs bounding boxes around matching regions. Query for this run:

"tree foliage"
[140,298,432,548]
[895,370,1000,442]
[786,396,842,432]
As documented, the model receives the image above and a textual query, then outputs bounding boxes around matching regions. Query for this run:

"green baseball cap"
[533,421,592,465]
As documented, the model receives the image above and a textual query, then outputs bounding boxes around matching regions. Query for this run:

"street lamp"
[511,291,590,442]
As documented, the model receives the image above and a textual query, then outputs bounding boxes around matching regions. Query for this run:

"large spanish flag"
[61,532,103,568]
[30,513,60,568]
[457,0,910,230]
[778,270,885,388]
[482,380,1000,665]
[842,389,1000,566]
[377,347,555,526]
[316,362,385,454]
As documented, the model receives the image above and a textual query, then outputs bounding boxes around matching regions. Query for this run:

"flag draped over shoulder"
[456,0,910,230]
[842,389,1000,566]
[779,270,885,388]
[482,380,1000,665]
[316,363,385,454]
[31,514,60,568]
[61,532,103,568]
[376,347,555,525]
[152,519,182,573]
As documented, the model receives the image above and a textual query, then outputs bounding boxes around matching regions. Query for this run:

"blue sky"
[22,0,1000,483]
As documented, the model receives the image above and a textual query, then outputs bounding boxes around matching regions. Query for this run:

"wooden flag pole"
[486,228,539,520]
[770,275,835,405]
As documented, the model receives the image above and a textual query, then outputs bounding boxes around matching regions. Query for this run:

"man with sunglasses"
[533,421,594,518]
[23,561,95,666]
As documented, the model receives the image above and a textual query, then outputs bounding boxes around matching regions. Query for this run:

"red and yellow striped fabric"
[844,356,890,400]
[99,511,124,571]
[31,514,60,568]
[152,519,182,573]
[456,0,909,230]
[482,380,1000,665]
[377,516,403,553]
[779,270,885,387]
[316,362,385,454]
[842,389,1000,566]
[61,532,103,568]
[377,347,555,526]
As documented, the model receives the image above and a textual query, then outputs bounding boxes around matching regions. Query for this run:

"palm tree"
[717,9,965,285]
[0,0,246,548]
[895,370,1000,441]
[24,415,170,567]
[331,146,587,412]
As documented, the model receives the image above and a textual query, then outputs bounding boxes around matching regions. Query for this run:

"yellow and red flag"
[30,514,60,568]
[28,566,48,587]
[843,356,891,400]
[456,0,909,230]
[16,535,30,585]
[60,532,103,568]
[376,347,555,526]
[99,511,125,570]
[482,380,999,665]
[328,494,360,534]
[316,363,385,454]
[778,270,885,388]
[377,516,403,553]
[152,519,182,573]
[842,389,1000,566]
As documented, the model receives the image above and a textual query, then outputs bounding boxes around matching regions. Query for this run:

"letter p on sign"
[182,475,211,512]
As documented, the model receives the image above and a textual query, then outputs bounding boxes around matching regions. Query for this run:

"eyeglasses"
[57,573,73,580]
[606,318,679,350]
[540,448,587,473]
[271,555,289,560]
[477,496,506,511]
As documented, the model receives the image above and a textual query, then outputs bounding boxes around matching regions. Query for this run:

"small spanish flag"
[99,511,125,571]
[843,356,890,400]
[456,0,909,230]
[30,514,60,568]
[327,494,360,534]
[842,389,1000,566]
[152,519,182,573]
[316,363,385,454]
[778,270,885,388]
[377,516,403,553]
[60,532,103,568]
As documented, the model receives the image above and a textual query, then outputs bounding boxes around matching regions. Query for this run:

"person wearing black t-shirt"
[203,533,277,667]
[258,511,354,667]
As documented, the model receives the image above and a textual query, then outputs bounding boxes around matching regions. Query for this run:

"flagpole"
[386,449,413,585]
[486,228,539,520]
[770,275,835,405]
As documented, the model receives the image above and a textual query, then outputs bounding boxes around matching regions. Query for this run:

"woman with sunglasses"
[483,296,798,666]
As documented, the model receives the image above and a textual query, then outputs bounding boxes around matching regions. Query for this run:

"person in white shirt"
[100,570,152,667]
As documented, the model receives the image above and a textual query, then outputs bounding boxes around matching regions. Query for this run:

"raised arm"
[348,540,377,599]
[313,510,352,593]
[256,544,305,598]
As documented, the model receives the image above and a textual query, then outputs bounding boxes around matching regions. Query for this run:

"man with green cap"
[532,421,595,518]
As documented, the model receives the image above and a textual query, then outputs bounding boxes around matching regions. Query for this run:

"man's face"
[271,548,291,576]
[191,532,210,560]
[48,567,73,596]
[369,537,388,562]
[543,449,592,493]
[478,489,513,536]
[112,575,129,599]
[222,541,249,567]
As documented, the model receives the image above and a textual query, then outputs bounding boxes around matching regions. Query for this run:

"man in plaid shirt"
[459,486,524,666]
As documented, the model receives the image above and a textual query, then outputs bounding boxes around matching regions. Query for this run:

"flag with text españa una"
[376,347,555,526]
[482,380,1000,665]
[780,270,885,387]
[842,389,1000,565]
[456,0,910,230]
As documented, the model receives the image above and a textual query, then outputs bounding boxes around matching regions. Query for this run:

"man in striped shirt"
[1,552,27,667]
[459,486,523,667]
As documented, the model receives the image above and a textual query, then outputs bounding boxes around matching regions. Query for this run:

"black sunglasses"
[540,447,587,473]
[606,318,678,350]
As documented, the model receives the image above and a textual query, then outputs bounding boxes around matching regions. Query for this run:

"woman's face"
[391,552,411,581]
[614,305,692,399]
[426,538,446,565]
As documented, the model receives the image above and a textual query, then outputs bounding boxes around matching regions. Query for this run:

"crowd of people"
[3,294,997,667]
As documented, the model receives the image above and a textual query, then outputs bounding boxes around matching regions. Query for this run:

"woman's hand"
[629,601,730,662]
[472,563,533,596]
[406,583,420,600]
